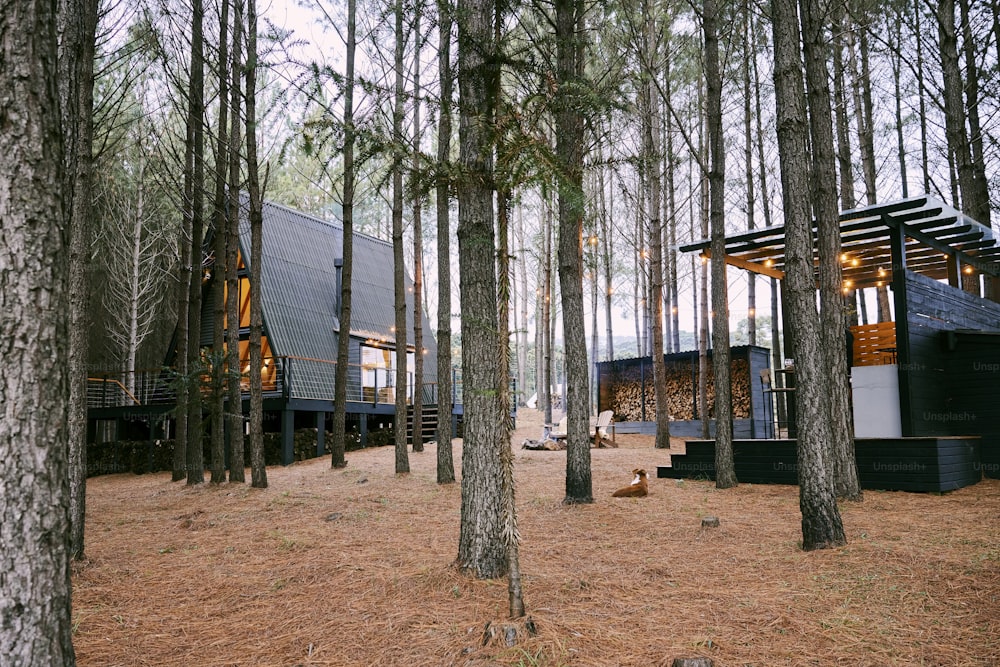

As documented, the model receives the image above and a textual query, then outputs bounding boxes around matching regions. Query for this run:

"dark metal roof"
[679,196,1000,289]
[237,199,430,391]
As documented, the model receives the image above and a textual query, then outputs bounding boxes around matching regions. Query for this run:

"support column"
[281,409,294,465]
[779,279,796,438]
[888,222,912,437]
[316,411,326,456]
[359,414,369,448]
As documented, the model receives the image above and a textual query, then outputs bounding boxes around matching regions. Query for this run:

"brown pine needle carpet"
[72,409,1000,666]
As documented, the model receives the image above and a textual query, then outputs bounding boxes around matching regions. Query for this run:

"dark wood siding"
[941,331,1000,478]
[901,272,1000,441]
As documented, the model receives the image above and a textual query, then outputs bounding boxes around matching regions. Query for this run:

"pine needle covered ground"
[73,409,1000,666]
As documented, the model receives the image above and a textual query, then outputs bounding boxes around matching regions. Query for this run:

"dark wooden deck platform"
[658,437,985,492]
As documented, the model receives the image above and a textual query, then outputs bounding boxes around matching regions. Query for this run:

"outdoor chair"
[546,415,568,440]
[591,410,616,448]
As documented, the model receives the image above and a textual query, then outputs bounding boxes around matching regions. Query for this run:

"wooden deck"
[658,437,985,492]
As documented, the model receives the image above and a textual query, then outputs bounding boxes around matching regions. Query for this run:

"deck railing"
[87,356,464,409]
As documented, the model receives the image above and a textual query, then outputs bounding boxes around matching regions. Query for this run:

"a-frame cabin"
[88,199,439,466]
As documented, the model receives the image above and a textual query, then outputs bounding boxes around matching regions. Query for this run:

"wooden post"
[946,252,960,288]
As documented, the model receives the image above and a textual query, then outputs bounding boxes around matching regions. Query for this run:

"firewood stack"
[608,356,751,421]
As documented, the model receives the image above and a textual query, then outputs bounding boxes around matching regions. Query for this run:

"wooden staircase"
[405,403,440,445]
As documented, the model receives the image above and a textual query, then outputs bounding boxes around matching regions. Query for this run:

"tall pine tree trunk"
[742,0,757,345]
[959,0,990,226]
[642,0,672,452]
[455,0,508,577]
[938,0,980,223]
[435,0,455,483]
[247,0,267,489]
[332,0,357,470]
[411,5,425,452]
[226,0,246,483]
[556,0,593,502]
[772,0,846,550]
[186,0,206,486]
[801,0,861,500]
[0,4,75,658]
[210,0,231,484]
[752,11,785,424]
[392,0,410,474]
[705,0,735,486]
[60,0,99,560]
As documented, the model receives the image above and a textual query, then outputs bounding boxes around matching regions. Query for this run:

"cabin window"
[360,345,414,403]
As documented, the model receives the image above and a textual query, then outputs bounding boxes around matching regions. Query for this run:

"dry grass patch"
[73,410,1000,666]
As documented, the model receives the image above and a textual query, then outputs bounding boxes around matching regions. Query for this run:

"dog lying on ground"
[611,468,648,497]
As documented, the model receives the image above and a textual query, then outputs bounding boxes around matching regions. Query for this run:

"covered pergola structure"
[680,195,1000,299]
[664,196,1000,491]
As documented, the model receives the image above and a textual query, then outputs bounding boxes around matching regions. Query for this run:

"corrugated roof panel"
[236,198,435,398]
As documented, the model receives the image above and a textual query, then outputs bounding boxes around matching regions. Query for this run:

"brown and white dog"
[611,468,648,497]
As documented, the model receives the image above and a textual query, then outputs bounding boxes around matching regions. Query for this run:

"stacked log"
[608,356,752,421]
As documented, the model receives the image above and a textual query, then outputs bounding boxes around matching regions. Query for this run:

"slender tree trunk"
[60,0,99,560]
[542,194,553,426]
[641,0,671,451]
[332,0,357,469]
[914,0,930,194]
[601,164,615,361]
[937,0,990,226]
[772,0,846,550]
[128,180,144,393]
[660,135,672,360]
[590,227,599,413]
[246,0,267,489]
[412,4,425,452]
[634,207,644,354]
[556,0,593,501]
[435,0,455,483]
[742,0,757,346]
[186,0,207,486]
[496,173,524,618]
[889,13,908,197]
[517,204,529,405]
[392,0,411,473]
[174,58,194,482]
[0,4,75,658]
[832,6,854,211]
[751,12,785,424]
[698,109,710,439]
[705,0,735,486]
[664,51,680,354]
[210,0,231,484]
[456,0,508,577]
[226,0,246,483]
[801,0,861,500]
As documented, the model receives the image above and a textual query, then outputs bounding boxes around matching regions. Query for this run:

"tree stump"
[701,516,720,528]
[672,658,713,667]
[481,617,537,647]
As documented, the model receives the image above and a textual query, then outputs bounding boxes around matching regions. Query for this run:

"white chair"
[591,410,616,447]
